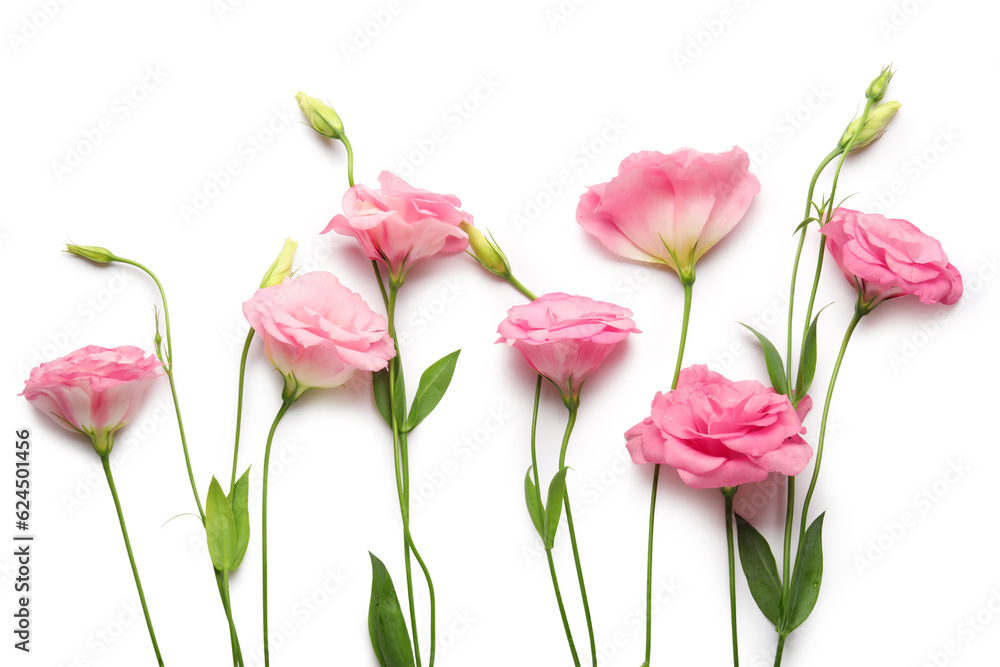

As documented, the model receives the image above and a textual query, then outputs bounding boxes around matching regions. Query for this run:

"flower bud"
[259,238,298,288]
[460,222,509,277]
[295,92,344,139]
[65,243,115,263]
[838,101,901,151]
[866,66,893,103]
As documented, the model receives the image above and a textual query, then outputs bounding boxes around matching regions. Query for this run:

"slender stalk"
[262,398,295,667]
[530,376,580,666]
[781,476,795,605]
[114,255,244,663]
[723,487,739,667]
[785,149,841,384]
[798,309,864,541]
[341,134,355,187]
[773,635,787,667]
[506,274,537,301]
[221,572,243,667]
[230,330,255,492]
[558,407,596,666]
[101,455,164,666]
[643,278,694,666]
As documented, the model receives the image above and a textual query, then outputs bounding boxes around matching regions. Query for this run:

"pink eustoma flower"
[821,208,962,307]
[243,271,396,399]
[577,148,760,281]
[20,345,163,455]
[496,292,640,406]
[323,171,473,283]
[626,365,810,489]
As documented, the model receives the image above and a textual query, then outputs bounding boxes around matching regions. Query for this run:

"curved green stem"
[643,278,693,666]
[530,376,580,666]
[723,487,740,667]
[101,455,164,666]
[558,407,595,666]
[262,398,295,667]
[230,330,255,493]
[221,571,243,667]
[785,148,841,384]
[341,134,355,187]
[506,274,537,301]
[798,310,863,541]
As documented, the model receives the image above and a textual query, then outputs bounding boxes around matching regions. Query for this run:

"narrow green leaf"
[784,513,826,634]
[373,369,391,427]
[792,216,819,235]
[794,306,829,402]
[735,514,782,626]
[403,350,461,432]
[229,467,251,570]
[524,467,543,539]
[740,323,788,395]
[205,477,237,572]
[368,552,415,667]
[393,361,407,427]
[543,467,570,549]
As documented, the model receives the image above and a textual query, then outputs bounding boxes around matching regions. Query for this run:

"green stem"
[723,487,740,667]
[530,376,580,667]
[230,329,255,493]
[262,398,295,667]
[781,477,795,605]
[341,134,355,187]
[785,148,841,385]
[773,634,787,667]
[101,455,164,666]
[643,278,693,666]
[558,407,595,667]
[221,571,243,667]
[798,309,864,542]
[506,274,537,301]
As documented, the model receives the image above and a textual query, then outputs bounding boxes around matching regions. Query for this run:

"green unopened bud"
[866,65,893,103]
[65,243,115,263]
[460,222,510,277]
[839,101,902,151]
[260,238,298,288]
[295,92,344,139]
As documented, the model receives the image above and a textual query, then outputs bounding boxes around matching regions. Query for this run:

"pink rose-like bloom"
[243,271,396,398]
[625,365,811,489]
[20,345,163,455]
[496,293,640,405]
[577,148,760,281]
[323,171,473,282]
[821,208,962,307]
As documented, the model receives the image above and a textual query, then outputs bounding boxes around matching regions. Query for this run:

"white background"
[3,0,999,665]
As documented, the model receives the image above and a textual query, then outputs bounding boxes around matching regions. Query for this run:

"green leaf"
[373,369,391,427]
[735,514,782,626]
[393,362,407,427]
[403,350,460,432]
[524,467,543,539]
[543,467,570,549]
[794,306,829,402]
[229,467,251,571]
[205,477,237,572]
[368,553,415,667]
[792,216,819,235]
[784,513,825,634]
[740,324,788,395]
